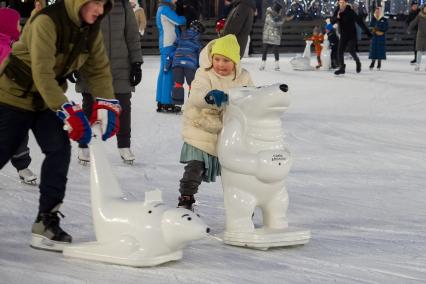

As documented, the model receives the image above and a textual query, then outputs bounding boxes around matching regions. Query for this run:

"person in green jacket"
[0,0,120,252]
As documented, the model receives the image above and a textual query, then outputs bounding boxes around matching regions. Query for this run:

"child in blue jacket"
[171,20,205,106]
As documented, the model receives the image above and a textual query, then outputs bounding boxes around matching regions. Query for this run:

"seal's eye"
[148,210,152,214]
[187,217,192,221]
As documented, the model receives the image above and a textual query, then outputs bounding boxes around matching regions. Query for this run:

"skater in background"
[176,0,201,29]
[0,8,37,184]
[221,0,256,58]
[130,0,147,37]
[331,0,372,75]
[76,0,143,165]
[325,23,339,69]
[176,34,254,210]
[0,0,119,251]
[156,0,186,113]
[408,4,426,71]
[171,20,204,106]
[259,0,285,71]
[406,1,420,64]
[369,6,388,71]
[306,25,324,69]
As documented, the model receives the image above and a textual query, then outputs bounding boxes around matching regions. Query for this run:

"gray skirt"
[180,142,221,182]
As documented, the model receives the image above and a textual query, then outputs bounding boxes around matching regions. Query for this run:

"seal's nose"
[206,228,211,234]
[280,84,288,92]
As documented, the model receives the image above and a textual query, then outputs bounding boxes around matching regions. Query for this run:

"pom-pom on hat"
[211,34,240,65]
[325,23,334,31]
[0,8,20,41]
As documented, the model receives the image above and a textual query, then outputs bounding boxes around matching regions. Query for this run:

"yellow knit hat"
[211,34,240,65]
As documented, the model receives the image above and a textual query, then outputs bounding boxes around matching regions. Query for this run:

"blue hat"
[325,23,333,31]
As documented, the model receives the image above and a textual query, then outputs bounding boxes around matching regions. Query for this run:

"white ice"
[1,54,425,283]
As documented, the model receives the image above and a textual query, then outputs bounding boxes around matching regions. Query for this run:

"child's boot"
[377,60,381,70]
[178,195,196,211]
[369,60,375,70]
[259,60,266,71]
[172,82,185,105]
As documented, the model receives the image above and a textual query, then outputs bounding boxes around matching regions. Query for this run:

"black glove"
[66,71,80,84]
[130,62,142,86]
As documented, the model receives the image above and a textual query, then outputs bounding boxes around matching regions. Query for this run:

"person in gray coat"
[75,0,143,164]
[408,4,426,71]
[221,0,256,58]
[259,0,285,71]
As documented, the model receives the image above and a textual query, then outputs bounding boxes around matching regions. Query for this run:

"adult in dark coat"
[406,1,420,64]
[368,7,388,70]
[176,0,200,29]
[221,0,256,58]
[331,0,372,75]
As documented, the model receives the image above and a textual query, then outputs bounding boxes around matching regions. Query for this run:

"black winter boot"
[178,195,196,211]
[377,60,381,70]
[31,204,72,251]
[356,60,361,73]
[369,60,375,70]
[334,64,346,75]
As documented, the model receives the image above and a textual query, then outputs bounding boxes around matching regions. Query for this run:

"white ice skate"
[218,84,311,250]
[78,148,90,165]
[290,40,315,71]
[274,60,280,71]
[119,148,135,165]
[259,60,266,71]
[63,124,209,267]
[18,168,37,185]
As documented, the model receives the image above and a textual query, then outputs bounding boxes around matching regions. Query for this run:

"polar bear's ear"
[144,189,163,205]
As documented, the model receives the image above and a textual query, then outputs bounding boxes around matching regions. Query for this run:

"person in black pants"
[331,0,372,75]
[406,1,420,64]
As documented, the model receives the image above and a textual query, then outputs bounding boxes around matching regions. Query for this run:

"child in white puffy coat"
[177,34,254,210]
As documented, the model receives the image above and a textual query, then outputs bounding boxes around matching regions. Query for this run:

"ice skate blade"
[20,178,37,186]
[78,159,90,166]
[223,227,310,250]
[121,158,135,165]
[30,234,70,252]
[63,241,183,267]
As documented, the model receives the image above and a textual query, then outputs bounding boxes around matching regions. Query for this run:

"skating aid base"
[223,227,311,250]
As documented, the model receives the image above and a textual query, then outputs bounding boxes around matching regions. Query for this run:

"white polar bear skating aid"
[218,84,310,250]
[290,40,315,71]
[62,124,209,267]
[320,38,331,70]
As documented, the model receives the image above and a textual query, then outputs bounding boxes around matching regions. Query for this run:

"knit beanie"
[0,8,20,41]
[211,34,240,65]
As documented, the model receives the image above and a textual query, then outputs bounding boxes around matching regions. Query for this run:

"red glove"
[90,98,121,141]
[57,102,92,144]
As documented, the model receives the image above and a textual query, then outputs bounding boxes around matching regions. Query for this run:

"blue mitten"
[204,90,228,107]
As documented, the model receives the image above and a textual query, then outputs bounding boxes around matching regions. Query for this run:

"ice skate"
[356,60,361,73]
[259,60,266,71]
[119,148,135,165]
[334,64,345,75]
[178,195,195,212]
[410,59,417,65]
[31,204,72,252]
[78,148,90,165]
[18,168,37,185]
[369,61,375,70]
[274,61,280,71]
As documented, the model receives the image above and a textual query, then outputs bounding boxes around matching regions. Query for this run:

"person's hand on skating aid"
[204,90,228,107]
[90,98,121,141]
[130,62,142,86]
[57,102,92,144]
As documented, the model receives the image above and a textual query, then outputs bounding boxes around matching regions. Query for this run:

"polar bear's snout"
[279,84,288,93]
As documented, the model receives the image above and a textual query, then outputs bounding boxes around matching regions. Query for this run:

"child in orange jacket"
[306,26,324,69]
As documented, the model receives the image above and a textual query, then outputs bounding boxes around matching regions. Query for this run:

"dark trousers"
[331,46,338,68]
[80,93,132,148]
[261,44,279,61]
[337,38,360,67]
[173,67,196,87]
[10,133,31,171]
[179,160,205,196]
[0,105,71,213]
